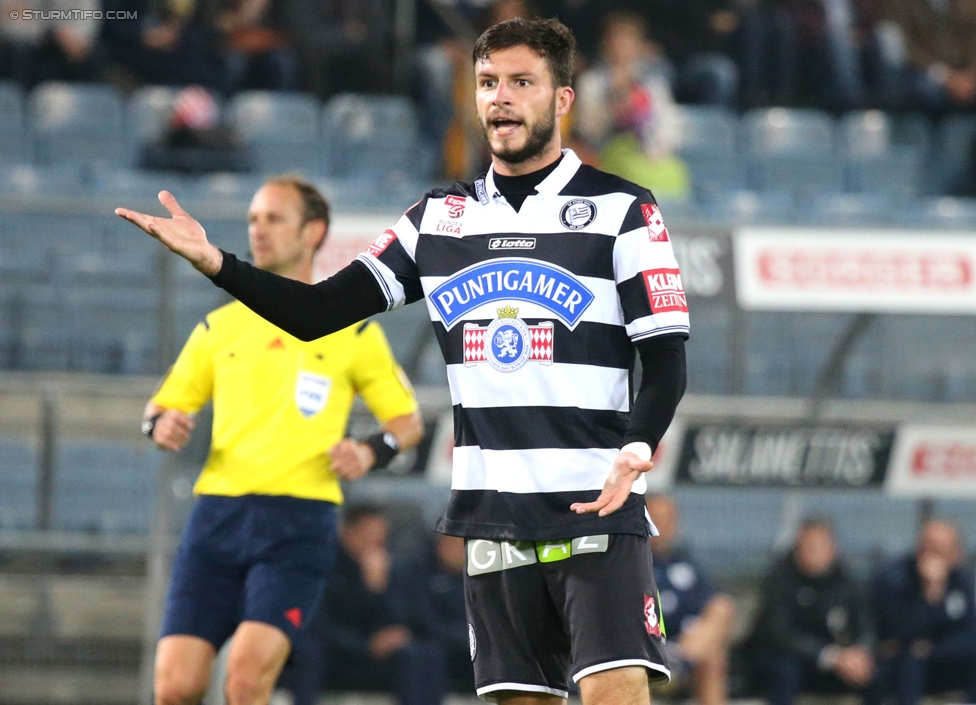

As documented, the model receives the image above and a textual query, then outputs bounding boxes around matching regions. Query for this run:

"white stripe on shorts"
[572,658,672,684]
[476,682,570,702]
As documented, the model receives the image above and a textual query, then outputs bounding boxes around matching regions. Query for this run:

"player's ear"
[304,218,328,251]
[555,86,574,118]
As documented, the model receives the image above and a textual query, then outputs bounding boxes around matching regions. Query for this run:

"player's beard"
[481,96,557,166]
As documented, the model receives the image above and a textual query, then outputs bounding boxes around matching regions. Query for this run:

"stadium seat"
[700,189,795,224]
[801,192,897,226]
[0,163,87,197]
[28,82,131,167]
[88,167,196,200]
[322,94,420,178]
[742,108,842,195]
[66,285,159,374]
[227,90,322,174]
[0,435,39,529]
[0,81,29,165]
[909,196,976,228]
[838,111,922,195]
[930,114,976,195]
[52,440,160,533]
[674,105,738,159]
[126,85,180,146]
[199,172,266,202]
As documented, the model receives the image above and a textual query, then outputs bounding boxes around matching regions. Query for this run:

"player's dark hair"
[264,174,331,229]
[473,17,577,89]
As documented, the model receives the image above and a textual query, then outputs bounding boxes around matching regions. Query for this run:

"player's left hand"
[328,438,375,481]
[570,451,653,517]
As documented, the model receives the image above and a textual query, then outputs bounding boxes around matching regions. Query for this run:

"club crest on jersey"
[559,198,597,230]
[430,258,594,329]
[463,306,553,373]
[295,372,331,417]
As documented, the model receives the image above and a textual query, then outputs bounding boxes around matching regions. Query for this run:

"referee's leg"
[223,621,292,705]
[155,635,217,705]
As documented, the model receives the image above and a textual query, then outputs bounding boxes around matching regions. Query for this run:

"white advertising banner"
[734,228,976,313]
[886,424,976,497]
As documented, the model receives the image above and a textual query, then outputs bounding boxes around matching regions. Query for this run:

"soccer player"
[140,175,424,705]
[118,18,688,705]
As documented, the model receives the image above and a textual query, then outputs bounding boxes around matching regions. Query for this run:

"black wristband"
[362,431,399,469]
[141,412,163,440]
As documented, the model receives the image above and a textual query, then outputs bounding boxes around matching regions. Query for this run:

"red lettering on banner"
[641,203,669,243]
[756,248,973,292]
[911,443,976,479]
[643,268,688,313]
[366,229,397,257]
[445,195,467,220]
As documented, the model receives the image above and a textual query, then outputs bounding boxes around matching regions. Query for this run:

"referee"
[119,19,687,705]
[141,176,423,705]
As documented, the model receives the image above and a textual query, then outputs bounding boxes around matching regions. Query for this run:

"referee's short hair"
[473,17,577,89]
[263,174,331,231]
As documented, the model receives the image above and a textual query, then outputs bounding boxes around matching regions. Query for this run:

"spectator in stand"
[878,0,976,112]
[646,494,735,705]
[99,0,226,91]
[573,10,691,201]
[216,0,299,93]
[0,0,104,87]
[870,519,976,705]
[748,517,875,705]
[310,504,445,705]
[281,0,394,99]
[392,534,473,697]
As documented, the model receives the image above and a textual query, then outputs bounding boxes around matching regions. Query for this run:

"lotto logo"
[367,229,396,257]
[643,268,688,313]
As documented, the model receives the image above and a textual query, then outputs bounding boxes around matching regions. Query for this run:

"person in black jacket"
[749,517,875,705]
[871,519,976,705]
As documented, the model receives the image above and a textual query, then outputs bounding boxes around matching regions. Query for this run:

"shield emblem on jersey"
[295,372,331,417]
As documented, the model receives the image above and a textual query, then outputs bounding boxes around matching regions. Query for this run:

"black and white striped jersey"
[357,150,690,541]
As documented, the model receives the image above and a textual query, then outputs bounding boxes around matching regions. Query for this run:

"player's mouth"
[490,117,523,137]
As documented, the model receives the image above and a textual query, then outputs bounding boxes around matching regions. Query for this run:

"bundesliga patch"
[643,268,688,313]
[463,306,553,373]
[641,203,669,242]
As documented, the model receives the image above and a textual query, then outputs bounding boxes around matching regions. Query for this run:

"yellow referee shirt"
[151,301,419,503]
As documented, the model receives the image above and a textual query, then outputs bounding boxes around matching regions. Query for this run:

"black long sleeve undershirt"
[210,250,686,450]
[210,251,387,340]
[625,335,687,453]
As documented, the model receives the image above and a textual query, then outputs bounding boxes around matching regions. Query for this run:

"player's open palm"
[115,191,223,276]
[570,451,653,517]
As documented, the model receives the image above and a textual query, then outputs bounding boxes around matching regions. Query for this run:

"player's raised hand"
[115,191,223,276]
[570,450,653,517]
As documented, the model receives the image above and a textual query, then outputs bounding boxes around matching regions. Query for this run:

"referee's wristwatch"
[141,413,163,440]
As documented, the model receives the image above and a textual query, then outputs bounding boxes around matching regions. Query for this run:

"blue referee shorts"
[160,494,338,650]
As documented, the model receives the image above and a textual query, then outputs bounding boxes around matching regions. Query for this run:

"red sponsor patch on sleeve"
[366,229,397,257]
[643,268,688,313]
[641,203,669,243]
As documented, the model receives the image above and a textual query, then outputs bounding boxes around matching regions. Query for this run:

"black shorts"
[463,533,670,702]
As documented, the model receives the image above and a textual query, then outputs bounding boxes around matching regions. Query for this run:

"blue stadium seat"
[199,172,266,202]
[0,164,87,197]
[28,82,131,167]
[66,285,159,374]
[227,90,322,174]
[801,192,897,226]
[742,108,842,195]
[700,189,795,224]
[127,85,180,146]
[909,196,976,228]
[930,114,976,195]
[674,105,738,159]
[838,111,922,195]
[88,167,195,200]
[0,81,29,165]
[0,435,39,529]
[322,94,420,178]
[14,284,73,371]
[52,440,161,533]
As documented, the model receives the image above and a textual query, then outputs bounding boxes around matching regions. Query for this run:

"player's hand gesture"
[570,450,653,517]
[115,191,223,276]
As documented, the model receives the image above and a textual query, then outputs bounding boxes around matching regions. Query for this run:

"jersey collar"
[483,149,582,204]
